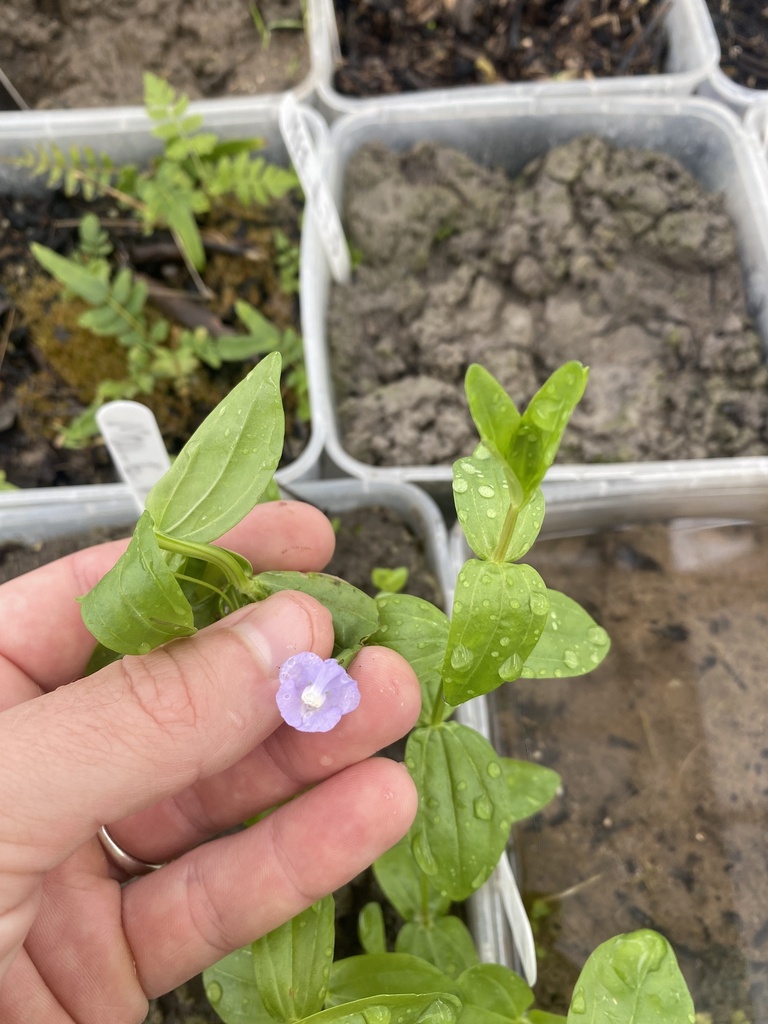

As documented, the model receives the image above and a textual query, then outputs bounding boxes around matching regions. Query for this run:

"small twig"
[140,276,235,336]
[615,0,671,74]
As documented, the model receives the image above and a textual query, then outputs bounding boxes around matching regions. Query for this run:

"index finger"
[0,500,335,692]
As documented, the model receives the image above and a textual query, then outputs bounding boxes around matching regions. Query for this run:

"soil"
[332,0,668,97]
[0,178,307,488]
[491,518,768,1024]
[707,0,768,90]
[0,0,309,110]
[0,500,442,1023]
[328,136,768,469]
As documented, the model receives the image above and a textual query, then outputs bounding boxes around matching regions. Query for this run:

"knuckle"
[118,646,206,741]
[183,858,234,955]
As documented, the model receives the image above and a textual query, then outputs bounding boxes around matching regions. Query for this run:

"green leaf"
[79,511,196,655]
[520,591,610,680]
[368,594,451,727]
[464,364,521,472]
[256,571,379,656]
[453,452,545,563]
[443,560,549,705]
[508,362,588,501]
[328,954,456,1008]
[567,930,695,1024]
[203,945,272,1024]
[358,902,387,955]
[406,721,512,900]
[371,566,409,595]
[303,993,462,1023]
[501,759,561,823]
[252,895,334,1022]
[145,352,284,542]
[527,1013,567,1023]
[31,242,110,305]
[373,836,451,925]
[395,917,478,980]
[455,962,534,1023]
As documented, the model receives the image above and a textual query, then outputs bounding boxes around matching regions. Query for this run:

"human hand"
[0,501,421,1024]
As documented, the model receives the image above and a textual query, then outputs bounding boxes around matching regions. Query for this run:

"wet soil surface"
[0,501,440,1023]
[333,0,669,97]
[329,136,768,469]
[0,0,309,110]
[493,519,768,1024]
[707,0,768,90]
[0,180,306,488]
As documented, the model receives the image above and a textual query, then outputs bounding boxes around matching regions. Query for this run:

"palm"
[0,503,420,1024]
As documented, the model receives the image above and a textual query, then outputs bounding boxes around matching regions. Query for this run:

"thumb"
[0,591,332,876]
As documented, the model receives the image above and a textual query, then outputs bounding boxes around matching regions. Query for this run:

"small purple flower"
[276,652,361,733]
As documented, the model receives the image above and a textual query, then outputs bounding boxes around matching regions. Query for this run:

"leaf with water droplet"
[373,836,451,924]
[302,991,461,1023]
[444,559,549,705]
[405,721,514,900]
[146,352,284,542]
[453,450,546,563]
[501,758,562,823]
[253,894,335,1022]
[80,510,196,656]
[203,945,271,1024]
[397,916,479,980]
[566,930,694,1024]
[368,594,452,727]
[327,952,454,1010]
[454,961,535,1022]
[520,590,610,680]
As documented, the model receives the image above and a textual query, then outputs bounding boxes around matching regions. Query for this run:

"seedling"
[80,354,695,1022]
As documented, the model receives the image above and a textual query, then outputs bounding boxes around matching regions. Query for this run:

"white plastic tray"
[302,92,768,498]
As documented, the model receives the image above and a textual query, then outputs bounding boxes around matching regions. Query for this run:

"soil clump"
[328,135,767,469]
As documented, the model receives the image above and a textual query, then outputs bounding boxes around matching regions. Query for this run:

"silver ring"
[97,825,166,877]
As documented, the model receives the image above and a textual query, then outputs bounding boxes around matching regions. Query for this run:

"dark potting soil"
[492,519,768,1024]
[333,0,668,97]
[707,0,768,90]
[0,0,309,110]
[0,502,441,1023]
[328,136,768,469]
[0,182,307,489]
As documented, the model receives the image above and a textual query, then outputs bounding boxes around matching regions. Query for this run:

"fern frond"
[201,153,299,207]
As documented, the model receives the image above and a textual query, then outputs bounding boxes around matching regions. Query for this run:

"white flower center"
[301,681,327,710]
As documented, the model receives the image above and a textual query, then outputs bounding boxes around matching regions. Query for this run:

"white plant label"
[96,401,171,513]
[279,94,351,284]
[495,851,538,986]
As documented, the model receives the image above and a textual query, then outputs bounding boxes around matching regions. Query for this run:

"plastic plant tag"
[279,93,351,284]
[494,851,537,987]
[96,400,171,513]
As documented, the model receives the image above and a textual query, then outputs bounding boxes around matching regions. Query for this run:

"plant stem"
[491,502,519,563]
[156,533,260,598]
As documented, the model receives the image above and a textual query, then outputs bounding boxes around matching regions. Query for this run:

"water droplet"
[475,446,491,460]
[473,795,493,820]
[454,478,469,494]
[417,641,428,650]
[498,653,523,679]
[563,649,579,669]
[554,668,563,678]
[412,830,437,875]
[481,574,491,585]
[571,989,586,1015]
[457,509,468,523]
[486,509,498,519]
[205,982,223,1005]
[137,641,152,655]
[405,758,416,771]
[378,624,388,633]
[482,599,491,608]
[426,796,439,809]
[470,869,487,889]
[453,600,463,614]
[587,625,609,646]
[499,637,510,647]
[487,761,502,778]
[530,593,548,616]
[299,919,308,929]
[224,427,231,438]
[478,485,495,498]
[362,1007,391,1024]
[511,599,520,609]
[520,666,535,678]
[456,780,467,791]
[461,461,481,475]
[450,644,475,671]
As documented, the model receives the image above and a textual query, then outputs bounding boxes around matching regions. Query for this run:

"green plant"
[12,73,308,448]
[79,354,696,1022]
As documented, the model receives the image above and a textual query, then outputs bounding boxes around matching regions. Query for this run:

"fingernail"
[229,592,318,677]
